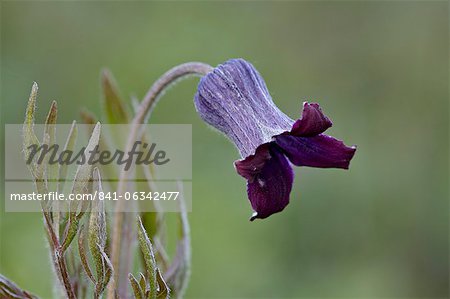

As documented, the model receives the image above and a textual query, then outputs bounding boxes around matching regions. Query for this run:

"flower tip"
[249,211,258,222]
[349,144,357,156]
[302,101,317,107]
[348,144,357,162]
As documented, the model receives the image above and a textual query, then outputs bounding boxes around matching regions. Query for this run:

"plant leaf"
[89,167,108,297]
[98,246,113,295]
[156,269,169,299]
[61,123,101,253]
[44,100,58,191]
[60,216,79,253]
[138,273,147,294]
[137,217,157,299]
[128,273,144,299]
[79,109,118,190]
[72,122,101,195]
[58,120,78,193]
[77,224,96,284]
[101,69,129,124]
[43,101,61,236]
[22,82,40,179]
[70,122,101,216]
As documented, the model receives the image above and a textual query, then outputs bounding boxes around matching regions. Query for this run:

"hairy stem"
[107,62,213,298]
[56,249,76,299]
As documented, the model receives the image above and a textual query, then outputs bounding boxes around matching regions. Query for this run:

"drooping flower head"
[194,59,356,221]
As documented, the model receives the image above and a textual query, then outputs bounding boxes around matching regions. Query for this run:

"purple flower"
[194,59,356,221]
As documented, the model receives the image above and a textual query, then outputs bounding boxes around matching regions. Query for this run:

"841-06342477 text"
[10,191,179,202]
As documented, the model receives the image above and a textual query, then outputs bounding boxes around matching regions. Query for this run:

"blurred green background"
[1,1,448,298]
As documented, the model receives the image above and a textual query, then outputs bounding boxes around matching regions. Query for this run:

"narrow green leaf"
[138,273,147,294]
[98,246,113,294]
[60,212,80,253]
[22,82,40,179]
[101,69,129,124]
[77,225,96,284]
[43,101,60,236]
[89,167,112,297]
[58,120,78,193]
[35,132,50,195]
[36,132,51,237]
[44,100,58,186]
[128,273,144,299]
[44,100,58,124]
[71,122,101,213]
[61,123,101,253]
[44,101,58,189]
[80,109,118,190]
[72,122,101,194]
[156,269,170,299]
[22,84,50,219]
[137,217,157,299]
[89,168,107,286]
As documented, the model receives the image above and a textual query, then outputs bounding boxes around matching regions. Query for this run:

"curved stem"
[136,62,213,126]
[107,62,213,298]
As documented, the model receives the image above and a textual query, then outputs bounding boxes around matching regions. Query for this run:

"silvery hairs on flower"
[194,59,356,221]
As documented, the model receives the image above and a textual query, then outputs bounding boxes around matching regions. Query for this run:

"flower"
[194,59,356,221]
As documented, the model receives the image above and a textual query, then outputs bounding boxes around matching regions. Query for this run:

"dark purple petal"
[247,145,294,221]
[275,134,356,169]
[290,102,333,137]
[234,143,271,182]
